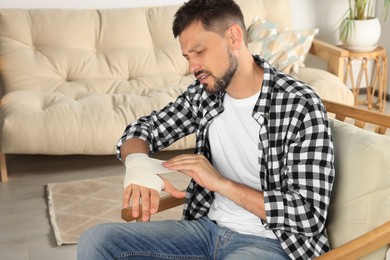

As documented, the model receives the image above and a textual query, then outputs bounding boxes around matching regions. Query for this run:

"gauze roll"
[124,153,179,193]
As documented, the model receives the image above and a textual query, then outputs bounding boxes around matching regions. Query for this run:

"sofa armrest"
[317,221,390,260]
[309,39,349,81]
[322,99,390,134]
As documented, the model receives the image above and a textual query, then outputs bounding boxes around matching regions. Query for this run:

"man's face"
[179,21,238,94]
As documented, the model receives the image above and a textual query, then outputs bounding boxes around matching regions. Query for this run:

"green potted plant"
[339,0,390,51]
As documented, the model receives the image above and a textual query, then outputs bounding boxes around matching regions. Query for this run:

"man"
[77,0,334,259]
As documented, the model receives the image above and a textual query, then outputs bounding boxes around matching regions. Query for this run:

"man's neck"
[226,54,264,99]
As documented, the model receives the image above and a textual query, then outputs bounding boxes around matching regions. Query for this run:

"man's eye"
[196,50,203,55]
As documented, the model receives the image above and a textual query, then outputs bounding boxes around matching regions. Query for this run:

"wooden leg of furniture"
[344,47,387,112]
[377,54,388,112]
[368,56,383,111]
[0,153,8,182]
[365,60,371,108]
[346,59,359,106]
[356,58,369,107]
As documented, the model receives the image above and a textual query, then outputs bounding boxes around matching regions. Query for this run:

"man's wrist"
[125,153,149,165]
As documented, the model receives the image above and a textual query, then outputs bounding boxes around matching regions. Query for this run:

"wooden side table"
[344,46,387,112]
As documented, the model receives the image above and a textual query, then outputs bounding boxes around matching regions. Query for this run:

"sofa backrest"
[328,118,390,259]
[0,0,291,95]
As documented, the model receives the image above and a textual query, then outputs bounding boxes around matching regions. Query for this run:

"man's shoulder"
[272,71,322,106]
[254,55,320,105]
[265,71,328,125]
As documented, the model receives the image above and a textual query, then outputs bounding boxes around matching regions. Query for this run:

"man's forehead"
[179,21,205,38]
[179,23,207,51]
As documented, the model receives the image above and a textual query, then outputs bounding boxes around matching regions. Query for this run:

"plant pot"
[340,17,381,52]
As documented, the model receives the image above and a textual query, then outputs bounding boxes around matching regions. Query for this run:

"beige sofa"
[0,0,353,182]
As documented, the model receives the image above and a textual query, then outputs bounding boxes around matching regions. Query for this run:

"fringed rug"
[47,174,187,246]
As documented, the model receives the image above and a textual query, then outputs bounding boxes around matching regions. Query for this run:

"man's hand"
[122,177,185,222]
[163,154,267,220]
[162,154,227,193]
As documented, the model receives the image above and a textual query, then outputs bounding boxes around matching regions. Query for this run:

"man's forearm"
[120,138,150,161]
[219,179,266,220]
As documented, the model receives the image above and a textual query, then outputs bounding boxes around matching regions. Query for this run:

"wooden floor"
[0,96,389,260]
[0,155,124,260]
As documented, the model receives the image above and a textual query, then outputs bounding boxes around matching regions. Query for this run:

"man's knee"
[79,223,107,245]
[77,223,116,259]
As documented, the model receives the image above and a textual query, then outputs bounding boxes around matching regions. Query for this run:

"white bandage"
[123,153,177,193]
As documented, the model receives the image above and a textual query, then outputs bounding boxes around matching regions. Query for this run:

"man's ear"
[228,24,243,49]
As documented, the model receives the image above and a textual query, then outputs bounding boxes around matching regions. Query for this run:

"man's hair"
[172,0,247,43]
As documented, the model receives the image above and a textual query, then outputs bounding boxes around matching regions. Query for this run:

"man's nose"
[188,59,200,74]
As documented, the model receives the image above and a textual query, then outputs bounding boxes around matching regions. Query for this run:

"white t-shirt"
[207,91,276,239]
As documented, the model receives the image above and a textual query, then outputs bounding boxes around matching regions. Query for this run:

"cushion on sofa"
[246,19,353,105]
[248,19,318,74]
[293,67,354,105]
[328,119,390,259]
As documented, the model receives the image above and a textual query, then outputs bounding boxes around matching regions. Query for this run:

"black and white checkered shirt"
[117,56,335,260]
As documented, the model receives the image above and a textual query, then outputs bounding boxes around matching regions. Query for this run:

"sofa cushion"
[328,119,390,259]
[0,85,196,154]
[294,67,354,105]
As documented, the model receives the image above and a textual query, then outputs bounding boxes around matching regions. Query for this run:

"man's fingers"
[163,154,206,173]
[140,188,151,221]
[122,185,131,209]
[165,154,204,165]
[150,189,160,214]
[130,186,141,218]
[171,189,186,198]
[162,177,186,198]
[123,184,162,222]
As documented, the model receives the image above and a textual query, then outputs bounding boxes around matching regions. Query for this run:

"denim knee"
[79,223,106,245]
[77,223,115,260]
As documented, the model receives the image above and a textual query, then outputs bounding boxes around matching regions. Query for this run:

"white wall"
[288,0,390,98]
[288,0,348,44]
[0,0,389,96]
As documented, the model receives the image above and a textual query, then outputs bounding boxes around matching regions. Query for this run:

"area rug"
[47,174,188,246]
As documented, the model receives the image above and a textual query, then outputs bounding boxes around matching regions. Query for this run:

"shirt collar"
[252,55,275,122]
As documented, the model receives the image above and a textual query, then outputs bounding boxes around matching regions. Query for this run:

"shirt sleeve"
[264,102,335,237]
[116,85,199,160]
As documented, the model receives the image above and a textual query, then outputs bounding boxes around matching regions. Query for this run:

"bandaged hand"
[124,153,176,193]
[123,153,186,221]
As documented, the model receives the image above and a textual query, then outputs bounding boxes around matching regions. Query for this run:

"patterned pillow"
[247,18,286,40]
[247,19,318,74]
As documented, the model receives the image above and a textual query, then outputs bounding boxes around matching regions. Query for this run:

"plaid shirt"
[117,56,335,260]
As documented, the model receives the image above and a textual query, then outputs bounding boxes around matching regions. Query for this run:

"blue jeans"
[77,217,290,260]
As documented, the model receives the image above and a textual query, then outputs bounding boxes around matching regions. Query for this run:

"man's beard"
[195,51,238,94]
